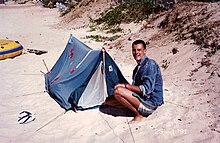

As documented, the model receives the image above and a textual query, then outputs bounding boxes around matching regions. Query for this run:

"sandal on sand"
[18,111,35,124]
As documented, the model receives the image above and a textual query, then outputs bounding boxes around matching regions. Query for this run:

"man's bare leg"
[114,86,143,123]
[104,96,125,109]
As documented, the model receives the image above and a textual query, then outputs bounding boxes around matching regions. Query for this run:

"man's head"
[132,40,147,64]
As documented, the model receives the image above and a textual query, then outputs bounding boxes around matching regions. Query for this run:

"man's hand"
[114,83,126,89]
[101,47,106,52]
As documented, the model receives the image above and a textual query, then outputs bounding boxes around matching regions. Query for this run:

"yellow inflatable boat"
[0,40,23,60]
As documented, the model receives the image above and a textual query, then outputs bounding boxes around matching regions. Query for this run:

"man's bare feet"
[128,115,144,124]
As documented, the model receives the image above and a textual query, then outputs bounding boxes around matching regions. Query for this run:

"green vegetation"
[41,0,162,34]
[40,0,56,8]
[60,2,77,16]
[84,35,121,42]
[206,46,220,57]
[193,0,219,2]
[88,25,96,32]
[161,60,170,70]
[94,0,162,29]
[106,26,123,34]
[159,2,219,57]
[190,22,219,57]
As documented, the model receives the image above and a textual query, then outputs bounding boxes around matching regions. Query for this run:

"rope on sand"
[35,110,67,132]
[126,117,136,143]
[98,112,125,143]
[165,100,189,109]
[13,110,67,143]
[15,91,46,97]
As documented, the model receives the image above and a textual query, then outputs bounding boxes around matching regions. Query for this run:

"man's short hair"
[132,40,146,49]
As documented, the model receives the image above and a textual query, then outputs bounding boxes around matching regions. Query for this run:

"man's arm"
[141,62,158,96]
[124,84,142,95]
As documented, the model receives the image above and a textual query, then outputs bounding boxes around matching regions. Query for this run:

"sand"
[0,1,219,143]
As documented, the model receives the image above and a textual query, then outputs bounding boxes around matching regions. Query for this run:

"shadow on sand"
[99,96,151,118]
[99,104,151,119]
[99,105,134,117]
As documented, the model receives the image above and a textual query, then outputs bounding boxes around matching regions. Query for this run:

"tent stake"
[42,59,49,73]
[40,70,45,75]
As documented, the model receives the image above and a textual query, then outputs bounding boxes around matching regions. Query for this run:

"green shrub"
[161,60,170,70]
[85,35,121,42]
[60,2,77,16]
[192,0,219,2]
[94,0,162,28]
[106,26,123,34]
[40,0,57,8]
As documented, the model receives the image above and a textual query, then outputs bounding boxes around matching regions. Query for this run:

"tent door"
[77,61,108,108]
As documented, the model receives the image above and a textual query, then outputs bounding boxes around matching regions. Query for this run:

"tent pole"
[102,47,108,100]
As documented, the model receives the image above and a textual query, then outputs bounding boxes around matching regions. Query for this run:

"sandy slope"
[0,1,219,143]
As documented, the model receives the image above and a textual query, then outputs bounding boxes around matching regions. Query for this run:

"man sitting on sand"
[106,40,164,123]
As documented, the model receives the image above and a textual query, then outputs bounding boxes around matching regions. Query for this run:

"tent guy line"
[35,110,67,132]
[98,112,126,143]
[13,111,67,143]
[15,91,46,97]
[126,117,136,143]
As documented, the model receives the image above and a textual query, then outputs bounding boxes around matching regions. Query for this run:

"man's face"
[132,43,146,64]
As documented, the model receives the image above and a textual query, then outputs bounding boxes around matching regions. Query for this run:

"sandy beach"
[0,1,219,143]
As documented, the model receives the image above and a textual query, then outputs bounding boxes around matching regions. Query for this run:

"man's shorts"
[132,92,157,116]
[138,102,156,116]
